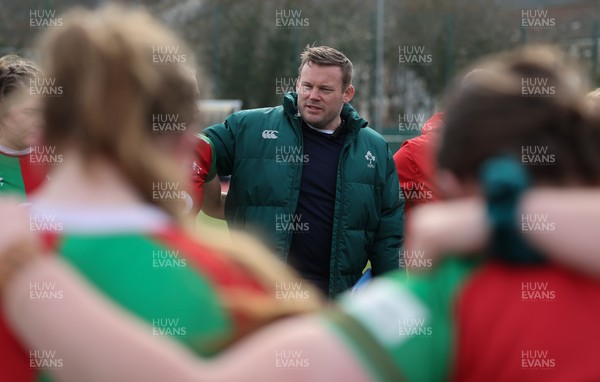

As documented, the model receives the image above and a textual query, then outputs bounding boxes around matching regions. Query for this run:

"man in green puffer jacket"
[204,46,404,298]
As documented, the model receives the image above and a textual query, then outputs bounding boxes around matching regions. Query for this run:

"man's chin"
[302,118,324,129]
[299,112,320,126]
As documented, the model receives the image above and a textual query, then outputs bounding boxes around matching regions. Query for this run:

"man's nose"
[308,87,321,100]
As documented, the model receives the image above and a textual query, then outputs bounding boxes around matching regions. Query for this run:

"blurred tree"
[0,0,100,57]
[3,0,597,129]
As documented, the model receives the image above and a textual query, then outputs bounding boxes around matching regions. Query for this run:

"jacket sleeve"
[393,141,416,215]
[369,147,404,276]
[203,114,239,177]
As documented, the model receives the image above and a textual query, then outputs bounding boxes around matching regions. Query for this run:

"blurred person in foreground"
[407,75,600,264]
[0,5,324,382]
[585,87,600,115]
[3,46,600,382]
[0,55,47,198]
[203,45,404,297]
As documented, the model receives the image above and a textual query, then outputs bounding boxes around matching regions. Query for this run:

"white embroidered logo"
[262,130,279,139]
[192,160,203,175]
[365,151,376,168]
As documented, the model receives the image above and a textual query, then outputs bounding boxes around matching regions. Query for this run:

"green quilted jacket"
[204,92,404,297]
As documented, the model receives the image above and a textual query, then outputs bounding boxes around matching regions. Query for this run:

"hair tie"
[480,155,546,265]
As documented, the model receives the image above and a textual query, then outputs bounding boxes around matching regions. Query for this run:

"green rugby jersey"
[0,145,47,198]
[328,258,600,381]
[1,204,270,382]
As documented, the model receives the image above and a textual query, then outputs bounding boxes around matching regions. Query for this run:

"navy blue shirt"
[287,120,347,296]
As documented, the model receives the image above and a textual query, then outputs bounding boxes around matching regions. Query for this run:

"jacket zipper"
[330,132,354,296]
[284,113,303,262]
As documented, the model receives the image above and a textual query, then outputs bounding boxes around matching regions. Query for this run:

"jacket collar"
[283,92,368,133]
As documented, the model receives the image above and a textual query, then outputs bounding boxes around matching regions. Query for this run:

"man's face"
[0,92,43,150]
[296,62,354,131]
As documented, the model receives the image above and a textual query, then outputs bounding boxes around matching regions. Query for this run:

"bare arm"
[519,189,600,277]
[201,177,226,220]
[407,188,600,276]
[406,197,489,264]
[4,258,372,382]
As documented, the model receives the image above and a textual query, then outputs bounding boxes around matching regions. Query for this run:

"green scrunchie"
[480,155,546,265]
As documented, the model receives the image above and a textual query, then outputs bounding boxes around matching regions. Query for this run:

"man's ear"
[343,85,355,103]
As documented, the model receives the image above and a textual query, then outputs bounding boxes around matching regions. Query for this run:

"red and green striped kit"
[0,205,269,382]
[0,146,47,198]
[333,258,600,381]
